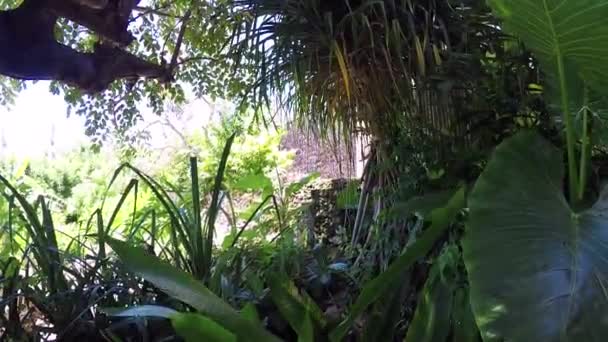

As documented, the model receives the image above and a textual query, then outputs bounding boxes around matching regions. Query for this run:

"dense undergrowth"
[0,112,473,341]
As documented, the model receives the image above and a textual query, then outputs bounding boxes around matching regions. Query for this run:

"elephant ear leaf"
[488,0,608,109]
[487,0,608,93]
[464,131,608,341]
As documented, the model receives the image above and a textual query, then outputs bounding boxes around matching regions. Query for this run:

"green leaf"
[451,288,481,342]
[267,274,325,341]
[298,314,315,342]
[172,313,237,342]
[361,269,410,342]
[487,0,608,196]
[13,159,29,179]
[203,133,237,279]
[464,131,608,341]
[103,305,178,319]
[106,238,280,342]
[232,173,273,192]
[389,189,459,219]
[236,198,269,221]
[404,247,457,342]
[240,303,260,324]
[487,0,608,92]
[329,187,466,342]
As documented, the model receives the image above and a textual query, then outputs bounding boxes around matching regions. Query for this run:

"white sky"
[0,81,229,160]
[0,82,86,158]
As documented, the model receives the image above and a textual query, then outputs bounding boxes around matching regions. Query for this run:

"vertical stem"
[577,88,590,201]
[226,192,237,235]
[557,55,579,202]
[272,195,284,230]
[170,219,181,269]
[189,156,202,277]
[96,210,105,262]
[8,196,14,255]
[150,210,157,254]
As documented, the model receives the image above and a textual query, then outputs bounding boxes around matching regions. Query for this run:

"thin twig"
[133,5,178,19]
[168,6,194,74]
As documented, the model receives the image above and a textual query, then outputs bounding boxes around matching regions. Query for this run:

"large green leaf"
[106,238,280,342]
[487,0,608,91]
[464,131,608,341]
[487,0,608,196]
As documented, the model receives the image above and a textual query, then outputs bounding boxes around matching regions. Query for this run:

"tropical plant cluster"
[3,0,608,341]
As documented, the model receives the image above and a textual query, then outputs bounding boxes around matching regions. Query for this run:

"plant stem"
[577,89,590,201]
[557,54,579,202]
[189,156,203,277]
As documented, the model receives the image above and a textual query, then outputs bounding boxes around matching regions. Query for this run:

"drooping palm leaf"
[229,0,497,139]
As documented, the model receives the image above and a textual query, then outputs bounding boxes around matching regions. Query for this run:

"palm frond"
[229,0,499,140]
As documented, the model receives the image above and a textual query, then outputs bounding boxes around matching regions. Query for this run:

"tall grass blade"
[96,210,105,261]
[202,133,236,280]
[190,157,204,278]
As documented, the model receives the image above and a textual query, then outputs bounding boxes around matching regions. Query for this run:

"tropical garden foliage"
[2,0,608,341]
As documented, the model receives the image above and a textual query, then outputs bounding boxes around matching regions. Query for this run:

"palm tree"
[228,0,500,141]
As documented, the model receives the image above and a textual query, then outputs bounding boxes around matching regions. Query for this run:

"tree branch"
[0,0,172,93]
[133,5,178,19]
[48,0,139,46]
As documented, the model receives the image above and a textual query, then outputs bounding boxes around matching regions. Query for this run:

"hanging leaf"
[404,268,452,342]
[361,268,410,342]
[464,131,608,341]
